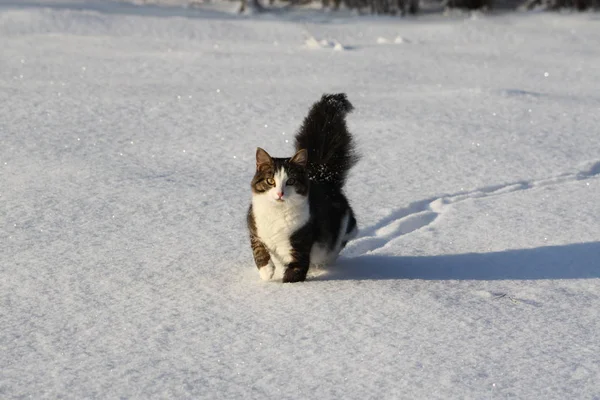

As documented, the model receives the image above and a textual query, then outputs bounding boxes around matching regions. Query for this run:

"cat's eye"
[266,178,275,186]
[286,179,296,186]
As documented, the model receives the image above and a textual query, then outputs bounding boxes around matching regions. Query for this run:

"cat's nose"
[276,191,284,199]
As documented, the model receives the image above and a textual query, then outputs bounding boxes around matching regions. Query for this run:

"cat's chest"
[252,200,309,257]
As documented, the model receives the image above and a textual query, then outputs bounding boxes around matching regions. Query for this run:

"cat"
[247,93,359,283]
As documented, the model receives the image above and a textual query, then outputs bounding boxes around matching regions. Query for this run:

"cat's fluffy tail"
[294,93,359,188]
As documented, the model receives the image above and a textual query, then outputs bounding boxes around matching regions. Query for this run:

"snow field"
[1,3,600,399]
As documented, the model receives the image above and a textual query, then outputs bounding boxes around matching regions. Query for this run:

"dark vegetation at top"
[239,0,598,15]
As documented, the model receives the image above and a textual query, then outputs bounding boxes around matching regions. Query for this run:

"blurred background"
[133,0,598,16]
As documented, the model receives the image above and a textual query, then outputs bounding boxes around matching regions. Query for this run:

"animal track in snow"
[304,36,347,51]
[376,36,410,44]
[344,160,600,257]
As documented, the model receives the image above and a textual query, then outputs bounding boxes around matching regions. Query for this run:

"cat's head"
[251,147,309,205]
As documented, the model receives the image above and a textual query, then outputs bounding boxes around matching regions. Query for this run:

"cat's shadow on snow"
[319,241,600,281]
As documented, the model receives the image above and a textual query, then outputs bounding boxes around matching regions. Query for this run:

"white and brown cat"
[247,93,359,282]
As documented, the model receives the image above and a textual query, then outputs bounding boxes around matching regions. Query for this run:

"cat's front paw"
[282,266,308,283]
[258,263,275,281]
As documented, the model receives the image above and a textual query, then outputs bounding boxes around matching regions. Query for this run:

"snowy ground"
[1,2,600,398]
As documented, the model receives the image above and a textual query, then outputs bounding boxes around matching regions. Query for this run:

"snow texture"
[1,1,600,399]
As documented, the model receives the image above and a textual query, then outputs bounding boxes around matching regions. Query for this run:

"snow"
[1,1,600,398]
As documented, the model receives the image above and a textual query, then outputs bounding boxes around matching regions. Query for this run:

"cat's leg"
[250,235,275,281]
[341,211,358,249]
[248,206,275,281]
[282,253,310,283]
[283,225,312,283]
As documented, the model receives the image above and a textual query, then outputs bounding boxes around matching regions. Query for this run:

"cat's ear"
[290,149,308,168]
[256,147,273,169]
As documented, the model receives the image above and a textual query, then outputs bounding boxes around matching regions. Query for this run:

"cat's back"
[308,183,351,217]
[308,182,356,263]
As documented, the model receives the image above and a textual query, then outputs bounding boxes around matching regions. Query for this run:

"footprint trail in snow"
[344,161,600,257]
